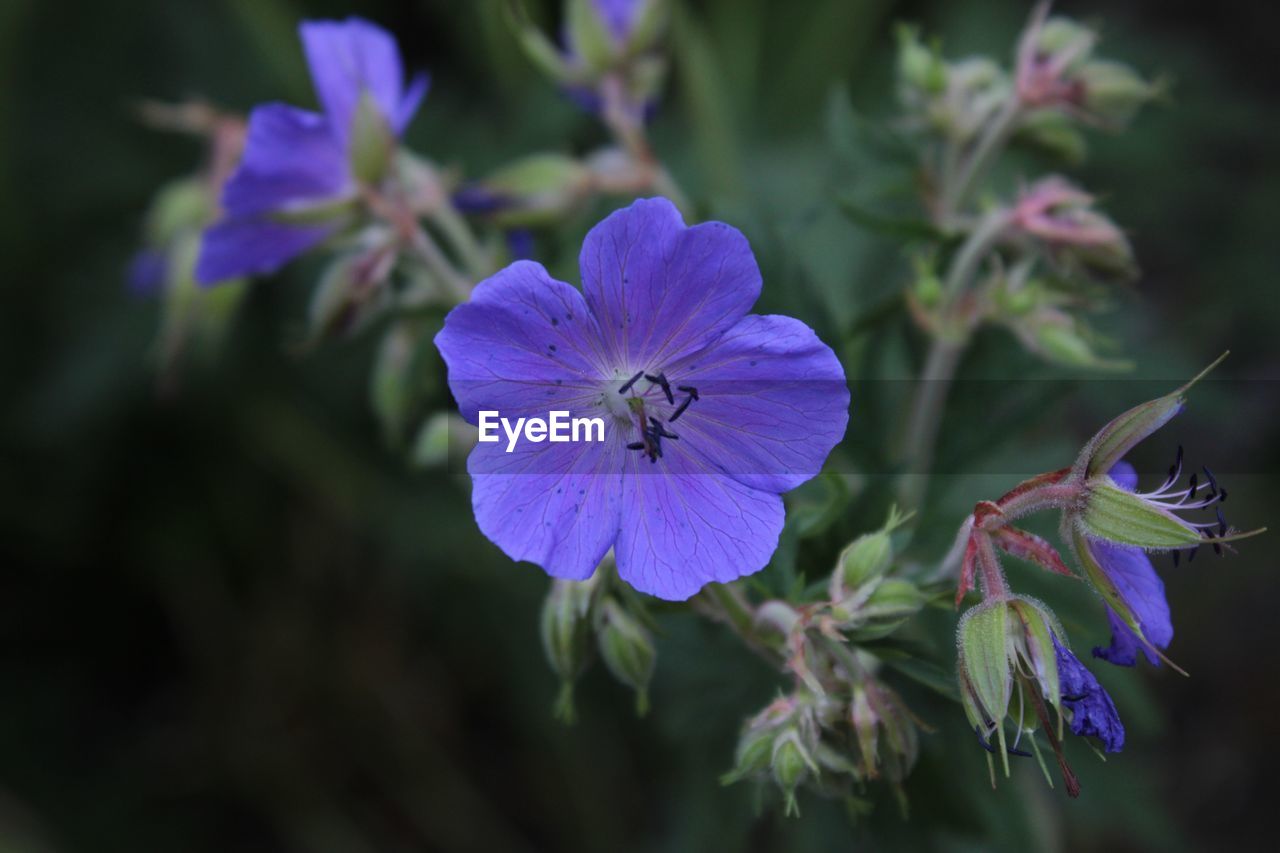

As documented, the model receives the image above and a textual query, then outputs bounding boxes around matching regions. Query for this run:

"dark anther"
[1202,465,1219,497]
[677,385,700,400]
[973,727,1030,757]
[1176,444,1184,470]
[1217,506,1228,537]
[1188,545,1199,563]
[974,727,996,754]
[618,371,644,394]
[1218,488,1228,503]
[645,372,674,404]
[648,417,679,440]
[1188,472,1198,496]
[1173,549,1180,568]
[1061,692,1087,702]
[669,396,694,423]
[626,442,646,451]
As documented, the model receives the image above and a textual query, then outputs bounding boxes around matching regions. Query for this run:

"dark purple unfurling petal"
[1053,634,1125,753]
[1085,537,1174,657]
[196,218,337,284]
[1093,607,1158,667]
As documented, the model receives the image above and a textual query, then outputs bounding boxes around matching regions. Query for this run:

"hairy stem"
[943,98,1022,216]
[429,203,492,283]
[695,583,784,668]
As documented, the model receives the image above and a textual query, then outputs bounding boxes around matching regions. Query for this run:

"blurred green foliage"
[2,1,1278,850]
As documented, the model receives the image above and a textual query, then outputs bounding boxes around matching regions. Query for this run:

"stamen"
[648,417,679,440]
[618,371,644,394]
[677,385,700,400]
[626,442,646,451]
[1218,488,1228,503]
[645,372,674,405]
[669,396,693,422]
[1172,549,1180,568]
[1202,465,1219,497]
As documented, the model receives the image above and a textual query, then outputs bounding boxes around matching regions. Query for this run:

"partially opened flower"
[434,197,849,599]
[1062,355,1263,668]
[196,17,427,284]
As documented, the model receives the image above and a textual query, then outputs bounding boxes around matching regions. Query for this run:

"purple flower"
[1085,461,1176,667]
[1053,633,1125,753]
[196,18,427,284]
[433,198,849,600]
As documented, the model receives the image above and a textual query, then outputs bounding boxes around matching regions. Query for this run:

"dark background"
[1,0,1277,850]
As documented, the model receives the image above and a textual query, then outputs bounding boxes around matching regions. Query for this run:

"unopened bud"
[370,318,436,450]
[349,91,396,184]
[541,576,601,723]
[454,153,593,229]
[596,597,656,715]
[770,728,817,817]
[1077,59,1158,129]
[895,24,946,97]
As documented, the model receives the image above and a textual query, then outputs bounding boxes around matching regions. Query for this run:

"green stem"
[697,583,784,667]
[430,203,492,282]
[406,223,472,304]
[943,98,1022,216]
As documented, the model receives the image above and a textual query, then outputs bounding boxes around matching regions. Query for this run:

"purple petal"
[221,103,350,216]
[434,260,611,422]
[1093,607,1158,667]
[614,442,785,600]
[1109,459,1139,491]
[1086,537,1174,656]
[395,71,430,134]
[1054,634,1125,752]
[300,17,411,146]
[467,434,624,582]
[666,314,849,493]
[195,218,336,284]
[592,0,642,41]
[578,198,761,371]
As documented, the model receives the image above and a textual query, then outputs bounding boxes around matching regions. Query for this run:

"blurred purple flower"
[434,198,849,600]
[1054,633,1125,753]
[592,0,645,42]
[196,17,427,284]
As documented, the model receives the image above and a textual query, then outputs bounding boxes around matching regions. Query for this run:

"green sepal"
[350,91,395,184]
[958,601,1012,725]
[1081,481,1203,549]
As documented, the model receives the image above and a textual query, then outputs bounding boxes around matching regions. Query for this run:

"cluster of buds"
[507,0,670,125]
[718,510,927,815]
[894,4,1156,370]
[540,554,656,721]
[950,358,1263,795]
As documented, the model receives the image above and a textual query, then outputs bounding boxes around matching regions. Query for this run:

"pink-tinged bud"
[1014,4,1156,129]
[1008,177,1134,278]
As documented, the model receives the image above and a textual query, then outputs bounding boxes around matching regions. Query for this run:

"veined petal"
[434,261,614,422]
[579,198,760,370]
[468,435,624,582]
[614,441,785,600]
[195,218,337,284]
[667,314,849,494]
[222,103,350,216]
[1086,537,1173,656]
[300,17,411,146]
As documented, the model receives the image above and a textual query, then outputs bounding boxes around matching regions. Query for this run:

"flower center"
[602,368,701,464]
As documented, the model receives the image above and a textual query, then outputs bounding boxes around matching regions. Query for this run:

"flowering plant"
[122,1,1263,843]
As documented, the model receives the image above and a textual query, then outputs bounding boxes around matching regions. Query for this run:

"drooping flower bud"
[770,727,818,817]
[540,574,603,723]
[370,317,438,450]
[1008,176,1134,279]
[596,596,656,715]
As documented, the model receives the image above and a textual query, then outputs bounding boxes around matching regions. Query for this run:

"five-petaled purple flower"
[196,17,427,284]
[1053,633,1125,753]
[434,197,849,600]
